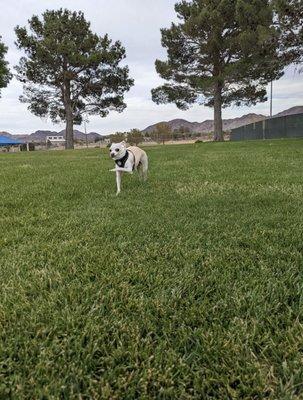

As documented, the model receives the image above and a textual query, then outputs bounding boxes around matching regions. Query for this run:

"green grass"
[0,139,303,399]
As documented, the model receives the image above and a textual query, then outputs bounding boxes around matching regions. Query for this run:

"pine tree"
[127,129,144,146]
[274,0,303,65]
[0,36,12,97]
[110,132,126,143]
[152,0,284,141]
[151,122,172,145]
[15,9,133,149]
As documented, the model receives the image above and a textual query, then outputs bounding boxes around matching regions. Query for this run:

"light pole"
[270,80,273,118]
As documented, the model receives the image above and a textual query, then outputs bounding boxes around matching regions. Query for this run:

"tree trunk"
[213,83,223,142]
[65,105,74,150]
[63,81,74,150]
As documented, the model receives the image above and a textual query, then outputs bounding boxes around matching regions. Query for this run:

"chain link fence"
[230,113,303,141]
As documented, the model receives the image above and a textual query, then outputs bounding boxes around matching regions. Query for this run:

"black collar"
[115,150,129,168]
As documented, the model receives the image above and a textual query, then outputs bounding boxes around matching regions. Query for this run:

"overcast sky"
[0,0,302,135]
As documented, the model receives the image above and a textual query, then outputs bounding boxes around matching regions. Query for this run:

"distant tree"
[15,9,133,149]
[0,36,12,97]
[127,129,144,145]
[177,125,191,139]
[151,122,172,145]
[274,0,303,66]
[94,136,103,143]
[152,0,284,141]
[182,126,190,134]
[172,130,181,140]
[150,131,159,144]
[110,132,126,143]
[175,125,191,134]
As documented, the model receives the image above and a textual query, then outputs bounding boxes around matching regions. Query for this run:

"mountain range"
[0,129,102,143]
[1,106,302,142]
[142,106,303,134]
[142,113,266,134]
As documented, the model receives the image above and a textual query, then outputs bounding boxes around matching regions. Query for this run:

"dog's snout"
[110,152,115,158]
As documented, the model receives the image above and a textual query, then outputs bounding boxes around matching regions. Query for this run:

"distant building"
[46,135,65,144]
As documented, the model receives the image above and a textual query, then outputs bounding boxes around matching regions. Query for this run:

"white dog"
[109,141,148,195]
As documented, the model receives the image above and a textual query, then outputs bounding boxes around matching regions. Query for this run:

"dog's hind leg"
[137,163,144,180]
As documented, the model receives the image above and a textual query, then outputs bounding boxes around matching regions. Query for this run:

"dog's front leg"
[116,170,122,195]
[109,167,133,174]
[115,167,133,174]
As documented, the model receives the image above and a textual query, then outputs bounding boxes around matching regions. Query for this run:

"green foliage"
[0,140,303,398]
[178,126,190,134]
[15,9,133,148]
[127,128,144,146]
[173,126,191,140]
[0,36,12,96]
[152,0,285,140]
[274,0,303,65]
[150,122,173,144]
[110,132,126,143]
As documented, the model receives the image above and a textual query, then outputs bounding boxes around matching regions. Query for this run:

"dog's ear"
[121,140,126,147]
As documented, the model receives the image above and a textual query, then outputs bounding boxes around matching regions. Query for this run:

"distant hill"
[58,129,102,142]
[274,106,303,118]
[0,131,13,138]
[143,114,267,134]
[30,130,58,141]
[3,129,103,143]
[142,106,303,134]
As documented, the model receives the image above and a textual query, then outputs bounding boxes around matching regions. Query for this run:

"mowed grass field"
[0,139,303,399]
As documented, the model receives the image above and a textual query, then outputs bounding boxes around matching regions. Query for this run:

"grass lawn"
[0,139,303,399]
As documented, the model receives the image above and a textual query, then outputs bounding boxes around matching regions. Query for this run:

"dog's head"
[109,141,127,160]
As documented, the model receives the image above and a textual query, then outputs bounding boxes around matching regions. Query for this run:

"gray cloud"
[0,0,302,135]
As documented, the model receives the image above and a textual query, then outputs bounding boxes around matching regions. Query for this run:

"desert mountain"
[58,129,102,142]
[142,106,303,134]
[2,129,103,143]
[274,106,303,118]
[143,114,267,134]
